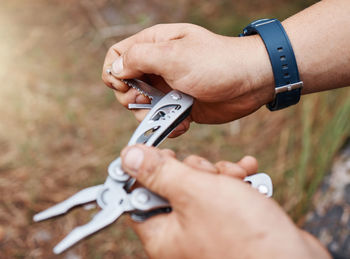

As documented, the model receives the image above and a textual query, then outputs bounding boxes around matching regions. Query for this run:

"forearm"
[103,1,349,127]
[282,0,350,94]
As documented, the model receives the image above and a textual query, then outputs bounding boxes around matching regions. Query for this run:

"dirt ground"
[0,0,349,258]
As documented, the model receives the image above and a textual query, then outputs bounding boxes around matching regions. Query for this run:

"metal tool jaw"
[33,78,274,254]
[33,79,194,254]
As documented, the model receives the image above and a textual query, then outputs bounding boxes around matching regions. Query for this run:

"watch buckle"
[275,81,303,95]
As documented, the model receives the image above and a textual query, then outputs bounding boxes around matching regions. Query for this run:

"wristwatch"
[240,19,303,111]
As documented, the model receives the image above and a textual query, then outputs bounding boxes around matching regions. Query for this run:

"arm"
[283,0,350,94]
[102,0,350,135]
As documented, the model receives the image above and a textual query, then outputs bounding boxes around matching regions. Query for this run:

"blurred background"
[0,0,349,258]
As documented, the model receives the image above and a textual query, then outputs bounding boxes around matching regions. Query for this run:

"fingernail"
[123,147,144,175]
[112,56,124,75]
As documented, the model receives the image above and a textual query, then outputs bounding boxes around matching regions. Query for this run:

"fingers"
[114,88,150,122]
[121,145,196,205]
[167,117,191,138]
[116,23,190,50]
[181,152,258,179]
[103,71,130,92]
[102,23,190,86]
[160,148,176,157]
[215,161,247,179]
[215,156,258,179]
[183,155,218,174]
[108,23,190,62]
[110,41,175,79]
[237,156,258,176]
[114,88,150,108]
[102,46,129,92]
[121,144,258,205]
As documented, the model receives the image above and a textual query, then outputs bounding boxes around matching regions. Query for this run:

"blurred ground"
[304,139,350,258]
[0,0,349,258]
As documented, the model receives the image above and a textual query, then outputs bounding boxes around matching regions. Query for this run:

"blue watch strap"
[240,19,303,111]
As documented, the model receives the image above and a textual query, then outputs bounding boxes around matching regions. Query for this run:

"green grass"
[0,0,349,258]
[284,90,350,220]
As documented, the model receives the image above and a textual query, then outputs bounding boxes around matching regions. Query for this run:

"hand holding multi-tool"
[33,77,273,254]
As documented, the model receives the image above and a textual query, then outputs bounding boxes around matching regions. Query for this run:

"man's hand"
[102,0,350,137]
[120,145,330,259]
[102,24,274,137]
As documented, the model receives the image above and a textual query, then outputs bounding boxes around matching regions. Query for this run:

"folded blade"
[121,79,164,109]
[53,204,124,254]
[33,185,103,222]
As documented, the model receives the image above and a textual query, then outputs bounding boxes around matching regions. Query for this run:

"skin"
[102,0,350,136]
[100,0,350,257]
[121,145,330,259]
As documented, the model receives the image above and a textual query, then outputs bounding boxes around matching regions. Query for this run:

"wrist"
[240,19,304,111]
[238,35,275,107]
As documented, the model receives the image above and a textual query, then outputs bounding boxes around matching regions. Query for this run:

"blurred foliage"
[0,0,349,258]
[186,0,318,35]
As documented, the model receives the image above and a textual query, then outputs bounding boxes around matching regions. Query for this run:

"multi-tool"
[33,75,273,254]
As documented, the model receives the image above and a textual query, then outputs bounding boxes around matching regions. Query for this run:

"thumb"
[121,144,194,205]
[111,42,173,79]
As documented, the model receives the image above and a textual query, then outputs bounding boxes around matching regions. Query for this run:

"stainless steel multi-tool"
[33,76,273,254]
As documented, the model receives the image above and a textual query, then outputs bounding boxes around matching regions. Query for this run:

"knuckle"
[148,24,167,35]
[108,44,120,55]
[184,154,200,164]
[137,26,154,37]
[138,147,165,176]
[135,25,163,43]
[161,149,175,157]
[124,44,140,67]
[215,160,226,167]
[148,23,163,32]
[154,154,172,176]
[181,23,200,34]
[143,154,173,191]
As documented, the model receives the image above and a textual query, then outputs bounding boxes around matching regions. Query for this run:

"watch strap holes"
[284,73,290,79]
[280,55,286,61]
[277,47,283,52]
